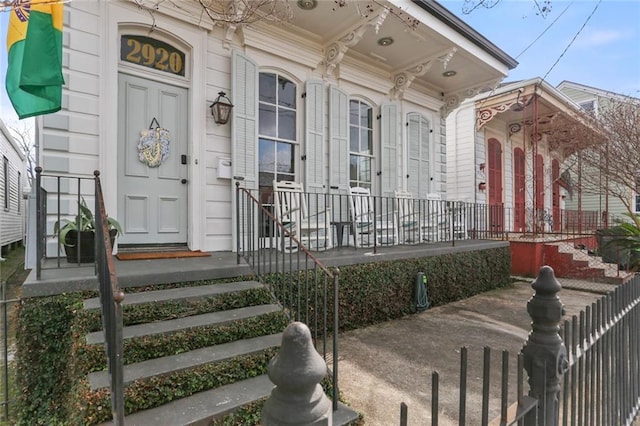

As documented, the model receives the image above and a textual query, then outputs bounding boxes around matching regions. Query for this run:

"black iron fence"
[560,273,640,425]
[398,268,640,426]
[0,280,19,422]
[235,183,340,412]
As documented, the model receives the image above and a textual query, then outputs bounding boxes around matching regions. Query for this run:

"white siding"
[1,121,26,248]
[44,4,472,252]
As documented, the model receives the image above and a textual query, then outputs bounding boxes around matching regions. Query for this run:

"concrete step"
[98,375,360,426]
[86,304,281,345]
[83,280,264,311]
[100,374,275,426]
[88,333,282,390]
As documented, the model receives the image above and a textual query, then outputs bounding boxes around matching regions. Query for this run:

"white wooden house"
[34,0,516,254]
[0,118,26,254]
[446,78,593,234]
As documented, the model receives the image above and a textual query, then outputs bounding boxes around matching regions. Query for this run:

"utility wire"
[542,0,603,81]
[516,1,573,59]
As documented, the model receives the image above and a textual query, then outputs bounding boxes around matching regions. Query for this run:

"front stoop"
[85,280,358,425]
[544,242,634,284]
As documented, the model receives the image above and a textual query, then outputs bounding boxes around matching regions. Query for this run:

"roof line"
[412,0,518,69]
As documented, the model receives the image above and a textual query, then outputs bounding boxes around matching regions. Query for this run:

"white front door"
[117,73,188,245]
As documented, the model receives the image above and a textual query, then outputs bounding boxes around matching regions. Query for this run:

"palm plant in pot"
[53,198,123,263]
[596,213,640,271]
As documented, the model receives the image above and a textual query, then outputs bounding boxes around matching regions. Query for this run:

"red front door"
[488,138,503,234]
[514,148,525,232]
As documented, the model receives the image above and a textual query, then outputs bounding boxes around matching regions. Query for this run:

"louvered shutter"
[231,50,258,252]
[231,50,258,191]
[328,85,349,194]
[305,80,325,194]
[380,102,399,197]
[407,112,420,196]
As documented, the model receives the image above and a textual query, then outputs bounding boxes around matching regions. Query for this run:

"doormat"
[115,250,211,261]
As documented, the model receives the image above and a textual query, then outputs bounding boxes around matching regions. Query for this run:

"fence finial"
[262,321,332,425]
[522,265,568,426]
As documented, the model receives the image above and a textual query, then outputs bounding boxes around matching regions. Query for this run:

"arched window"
[258,72,297,189]
[349,99,373,188]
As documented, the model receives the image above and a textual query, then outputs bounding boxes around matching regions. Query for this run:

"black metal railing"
[94,171,124,425]
[235,183,340,412]
[34,167,102,278]
[561,274,640,425]
[398,347,538,425]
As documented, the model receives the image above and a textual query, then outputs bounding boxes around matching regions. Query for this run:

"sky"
[0,0,639,125]
[439,0,640,96]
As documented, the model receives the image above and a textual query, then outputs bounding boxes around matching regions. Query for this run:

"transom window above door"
[258,73,297,188]
[349,99,373,189]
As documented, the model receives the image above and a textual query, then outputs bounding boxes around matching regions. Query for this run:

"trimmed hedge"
[14,293,88,425]
[264,246,511,331]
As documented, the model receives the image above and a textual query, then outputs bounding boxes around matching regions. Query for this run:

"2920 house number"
[120,35,186,77]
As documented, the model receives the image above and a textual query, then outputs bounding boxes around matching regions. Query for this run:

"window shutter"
[380,102,399,197]
[407,112,420,196]
[305,80,325,194]
[329,85,349,193]
[231,50,258,191]
[231,50,258,252]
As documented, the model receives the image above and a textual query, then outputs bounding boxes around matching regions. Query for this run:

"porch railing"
[235,183,340,412]
[94,171,125,425]
[34,167,102,278]
[33,168,124,423]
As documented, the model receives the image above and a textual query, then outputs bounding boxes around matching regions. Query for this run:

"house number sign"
[120,35,186,76]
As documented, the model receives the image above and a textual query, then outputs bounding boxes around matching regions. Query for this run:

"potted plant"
[53,198,123,263]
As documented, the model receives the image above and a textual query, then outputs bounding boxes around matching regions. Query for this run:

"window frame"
[257,71,299,190]
[348,98,375,189]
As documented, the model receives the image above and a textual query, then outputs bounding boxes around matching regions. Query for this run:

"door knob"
[181,179,188,184]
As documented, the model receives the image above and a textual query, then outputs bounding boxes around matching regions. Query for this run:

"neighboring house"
[446,78,594,234]
[557,80,638,223]
[0,119,26,255]
[33,0,516,255]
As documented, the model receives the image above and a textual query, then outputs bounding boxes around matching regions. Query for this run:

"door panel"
[514,148,525,231]
[488,138,503,234]
[118,73,188,245]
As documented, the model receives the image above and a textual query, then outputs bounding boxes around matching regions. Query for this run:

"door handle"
[181,179,188,184]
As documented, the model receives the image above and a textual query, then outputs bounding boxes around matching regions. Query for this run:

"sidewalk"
[337,277,617,425]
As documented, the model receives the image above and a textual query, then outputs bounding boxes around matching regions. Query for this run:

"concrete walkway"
[337,277,619,425]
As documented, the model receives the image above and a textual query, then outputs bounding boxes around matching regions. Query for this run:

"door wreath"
[138,117,170,167]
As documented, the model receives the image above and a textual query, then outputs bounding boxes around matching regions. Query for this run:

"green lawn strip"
[123,276,256,294]
[83,311,289,372]
[84,287,273,332]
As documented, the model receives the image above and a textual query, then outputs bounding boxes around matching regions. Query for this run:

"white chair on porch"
[272,180,332,252]
[419,193,450,242]
[394,190,421,244]
[348,186,397,247]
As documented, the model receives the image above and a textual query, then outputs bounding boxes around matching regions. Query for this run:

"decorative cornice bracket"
[323,7,389,76]
[390,60,434,99]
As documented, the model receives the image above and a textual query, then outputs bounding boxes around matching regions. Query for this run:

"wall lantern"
[478,182,486,191]
[210,91,234,125]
